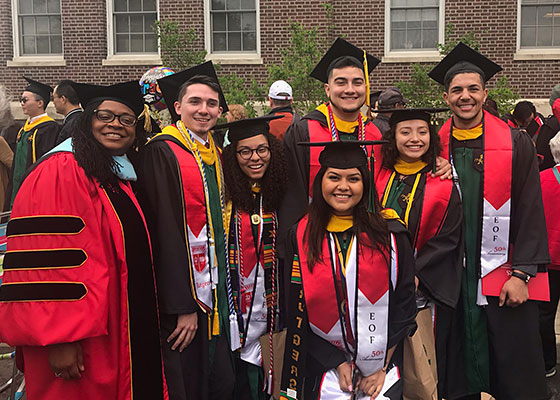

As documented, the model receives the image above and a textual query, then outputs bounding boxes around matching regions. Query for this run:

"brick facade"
[1,0,559,103]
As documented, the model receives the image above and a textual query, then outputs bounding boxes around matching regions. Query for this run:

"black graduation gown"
[137,136,234,400]
[56,109,83,145]
[535,115,560,171]
[281,219,417,400]
[381,166,463,309]
[5,119,59,209]
[439,127,550,400]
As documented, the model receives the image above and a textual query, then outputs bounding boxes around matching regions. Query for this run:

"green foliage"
[220,73,257,117]
[437,23,479,55]
[267,21,327,114]
[488,75,519,116]
[394,64,446,109]
[394,23,518,116]
[153,20,206,70]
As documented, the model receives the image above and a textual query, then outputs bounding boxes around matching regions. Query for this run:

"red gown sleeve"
[0,152,110,346]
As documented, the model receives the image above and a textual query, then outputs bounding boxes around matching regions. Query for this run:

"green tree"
[267,21,327,114]
[153,21,206,70]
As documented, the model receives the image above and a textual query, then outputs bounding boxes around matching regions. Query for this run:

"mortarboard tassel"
[368,148,376,213]
[363,50,372,120]
[431,118,437,174]
[138,104,153,133]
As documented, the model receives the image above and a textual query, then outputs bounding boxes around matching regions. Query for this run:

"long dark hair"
[72,100,147,190]
[305,164,390,268]
[222,132,288,213]
[381,121,442,169]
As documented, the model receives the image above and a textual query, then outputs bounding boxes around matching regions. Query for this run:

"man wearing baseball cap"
[266,80,300,141]
[372,87,408,135]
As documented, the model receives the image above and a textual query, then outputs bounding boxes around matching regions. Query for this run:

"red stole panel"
[166,140,213,312]
[439,112,513,303]
[296,215,391,375]
[306,120,383,197]
[541,167,560,268]
[376,167,453,253]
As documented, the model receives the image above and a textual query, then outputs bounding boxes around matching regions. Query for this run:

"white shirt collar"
[191,132,209,146]
[28,113,48,124]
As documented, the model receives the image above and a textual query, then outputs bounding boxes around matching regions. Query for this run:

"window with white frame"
[17,0,62,55]
[389,0,440,51]
[112,0,158,54]
[210,0,257,52]
[520,0,560,48]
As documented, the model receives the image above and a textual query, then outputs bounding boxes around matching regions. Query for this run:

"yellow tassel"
[207,313,212,341]
[363,50,372,120]
[212,289,220,336]
[138,104,153,132]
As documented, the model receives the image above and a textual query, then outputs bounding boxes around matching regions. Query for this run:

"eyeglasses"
[237,145,270,160]
[19,97,29,104]
[94,109,137,127]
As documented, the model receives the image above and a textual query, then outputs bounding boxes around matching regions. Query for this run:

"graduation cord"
[327,232,360,395]
[266,211,278,394]
[235,194,264,347]
[176,121,240,350]
[326,103,365,142]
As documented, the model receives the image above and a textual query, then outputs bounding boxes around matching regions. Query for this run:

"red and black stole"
[439,111,513,304]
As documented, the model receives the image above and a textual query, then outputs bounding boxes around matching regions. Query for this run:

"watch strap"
[511,270,530,284]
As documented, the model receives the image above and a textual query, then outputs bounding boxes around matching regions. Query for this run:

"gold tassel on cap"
[363,50,372,120]
[138,104,153,132]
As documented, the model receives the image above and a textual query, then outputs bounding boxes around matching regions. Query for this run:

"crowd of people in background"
[0,38,557,400]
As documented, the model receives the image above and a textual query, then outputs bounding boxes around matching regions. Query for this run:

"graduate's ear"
[324,82,330,99]
[217,106,223,119]
[174,100,182,117]
[442,91,450,106]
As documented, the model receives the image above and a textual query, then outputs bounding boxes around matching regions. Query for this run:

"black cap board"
[23,77,53,105]
[71,81,145,116]
[158,61,228,122]
[428,42,502,87]
[310,38,381,83]
[386,108,449,127]
[213,115,282,142]
[298,140,386,169]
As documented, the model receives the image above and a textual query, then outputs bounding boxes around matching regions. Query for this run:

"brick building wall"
[0,0,559,104]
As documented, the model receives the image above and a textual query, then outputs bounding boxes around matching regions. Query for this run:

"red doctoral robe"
[0,151,167,400]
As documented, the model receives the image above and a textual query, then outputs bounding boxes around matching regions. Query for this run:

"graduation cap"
[23,77,53,105]
[387,107,449,127]
[213,115,282,142]
[310,38,381,84]
[72,80,156,132]
[299,139,387,212]
[158,61,228,122]
[428,42,502,87]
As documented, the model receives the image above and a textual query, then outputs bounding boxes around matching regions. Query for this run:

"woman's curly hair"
[222,132,288,213]
[381,121,442,169]
[72,100,148,190]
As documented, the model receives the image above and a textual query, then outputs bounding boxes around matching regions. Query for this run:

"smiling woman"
[280,140,417,400]
[0,81,167,400]
[219,115,287,400]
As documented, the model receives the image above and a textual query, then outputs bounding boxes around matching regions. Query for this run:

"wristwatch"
[512,270,531,284]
